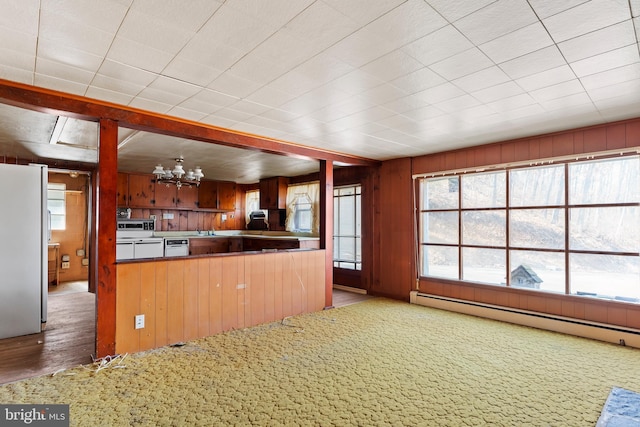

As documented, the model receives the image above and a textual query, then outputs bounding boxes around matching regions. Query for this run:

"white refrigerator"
[0,163,48,339]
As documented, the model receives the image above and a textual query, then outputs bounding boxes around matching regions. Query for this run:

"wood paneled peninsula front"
[115,247,326,354]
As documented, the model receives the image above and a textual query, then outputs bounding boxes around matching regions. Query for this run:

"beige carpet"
[1,298,640,426]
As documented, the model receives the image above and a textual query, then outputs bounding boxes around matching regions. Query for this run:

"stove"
[116,219,164,260]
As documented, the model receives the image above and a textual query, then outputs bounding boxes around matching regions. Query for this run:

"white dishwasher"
[164,238,189,257]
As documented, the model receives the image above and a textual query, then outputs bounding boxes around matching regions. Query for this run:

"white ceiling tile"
[580,63,640,90]
[377,114,418,129]
[89,74,144,97]
[528,0,589,19]
[402,105,446,121]
[558,21,636,63]
[208,72,263,98]
[402,25,473,66]
[427,0,497,22]
[200,115,238,129]
[325,28,396,68]
[178,89,238,114]
[515,65,576,91]
[435,94,481,113]
[107,36,174,74]
[161,57,223,87]
[529,79,585,102]
[34,74,88,96]
[285,2,359,54]
[543,0,631,43]
[228,50,294,87]
[96,60,156,88]
[486,93,537,112]
[37,39,103,72]
[135,86,191,106]
[225,0,313,27]
[245,85,299,108]
[118,9,195,55]
[228,100,271,116]
[130,0,222,30]
[588,79,640,101]
[85,86,135,105]
[359,83,407,105]
[382,95,431,114]
[196,4,277,53]
[0,47,34,72]
[0,64,33,85]
[365,0,448,49]
[35,58,95,85]
[429,48,493,80]
[470,81,524,103]
[326,71,385,96]
[452,66,510,92]
[570,45,640,77]
[360,50,424,82]
[415,82,465,104]
[207,107,254,122]
[632,0,640,17]
[454,0,539,45]
[39,11,116,57]
[390,67,446,93]
[0,0,39,35]
[539,92,593,111]
[459,105,496,121]
[499,46,566,79]
[147,76,201,99]
[324,0,406,26]
[291,53,355,88]
[480,22,554,64]
[259,109,301,122]
[269,70,320,96]
[42,0,128,33]
[503,103,545,120]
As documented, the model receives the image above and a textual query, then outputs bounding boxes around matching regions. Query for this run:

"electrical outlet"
[150,214,156,220]
[221,214,227,221]
[61,261,70,269]
[81,258,89,266]
[135,314,145,329]
[162,213,174,220]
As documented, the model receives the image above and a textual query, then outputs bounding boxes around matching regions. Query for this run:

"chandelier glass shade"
[152,156,204,189]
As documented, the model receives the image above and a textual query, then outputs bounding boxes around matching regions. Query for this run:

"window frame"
[418,154,640,302]
[47,182,66,231]
[333,184,362,271]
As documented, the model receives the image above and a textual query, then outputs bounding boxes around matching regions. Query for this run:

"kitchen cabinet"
[154,181,199,209]
[199,180,236,210]
[117,173,129,207]
[128,174,155,208]
[259,176,289,210]
[242,237,299,252]
[189,237,232,255]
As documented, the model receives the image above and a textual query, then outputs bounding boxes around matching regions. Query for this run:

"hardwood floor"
[0,285,371,385]
[0,287,95,385]
[332,288,376,308]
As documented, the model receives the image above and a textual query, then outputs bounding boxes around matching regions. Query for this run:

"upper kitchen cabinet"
[259,176,289,210]
[154,181,199,209]
[199,180,237,211]
[117,173,129,207]
[127,173,155,208]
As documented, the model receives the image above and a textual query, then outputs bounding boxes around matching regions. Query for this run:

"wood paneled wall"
[115,250,326,354]
[375,158,414,301]
[373,117,640,324]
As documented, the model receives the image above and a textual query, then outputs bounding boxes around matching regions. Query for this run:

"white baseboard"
[411,291,640,349]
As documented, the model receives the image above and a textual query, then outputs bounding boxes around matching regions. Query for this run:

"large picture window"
[419,155,640,302]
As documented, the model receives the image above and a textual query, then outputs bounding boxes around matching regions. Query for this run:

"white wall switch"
[76,249,85,257]
[221,214,227,221]
[162,213,174,220]
[135,314,145,329]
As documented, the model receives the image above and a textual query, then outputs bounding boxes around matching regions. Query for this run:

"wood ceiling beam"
[0,78,380,167]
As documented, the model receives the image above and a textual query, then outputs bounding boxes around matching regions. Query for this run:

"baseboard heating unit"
[410,291,640,349]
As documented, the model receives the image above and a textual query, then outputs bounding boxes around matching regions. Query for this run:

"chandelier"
[152,156,204,189]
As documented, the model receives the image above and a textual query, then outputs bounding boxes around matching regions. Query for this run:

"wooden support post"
[319,160,334,309]
[96,118,118,358]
